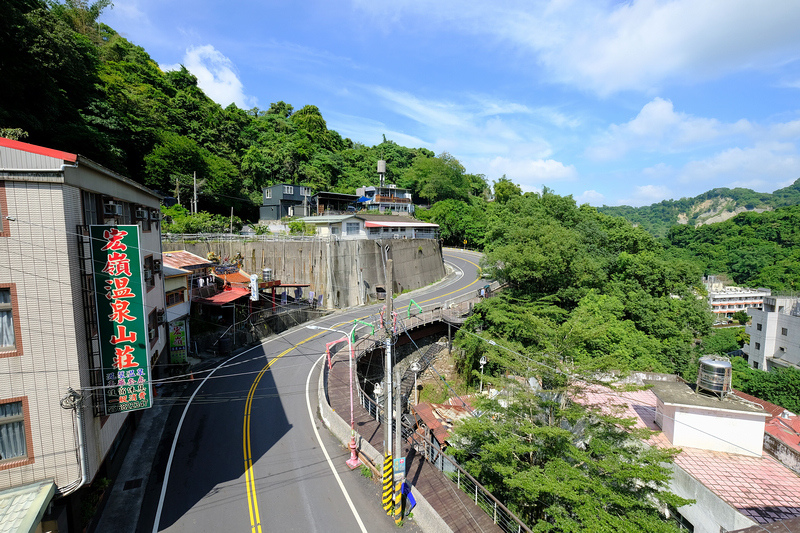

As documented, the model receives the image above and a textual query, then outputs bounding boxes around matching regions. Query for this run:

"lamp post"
[479,355,487,394]
[307,325,361,469]
[410,361,422,405]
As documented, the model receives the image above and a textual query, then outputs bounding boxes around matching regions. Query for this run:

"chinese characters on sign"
[90,225,152,414]
[169,319,188,364]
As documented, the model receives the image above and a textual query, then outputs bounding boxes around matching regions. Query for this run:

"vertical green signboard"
[169,319,188,364]
[90,225,152,414]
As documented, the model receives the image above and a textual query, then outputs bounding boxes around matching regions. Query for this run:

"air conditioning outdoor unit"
[104,202,123,217]
[150,209,161,221]
[144,269,153,281]
[156,309,166,325]
[153,259,162,275]
[135,208,149,220]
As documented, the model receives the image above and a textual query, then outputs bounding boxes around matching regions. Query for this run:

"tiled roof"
[413,402,473,445]
[0,480,56,533]
[576,383,800,526]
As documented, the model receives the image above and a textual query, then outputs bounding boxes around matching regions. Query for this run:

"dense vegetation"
[599,180,800,237]
[443,191,710,530]
[6,3,800,530]
[663,205,800,291]
[1,0,487,221]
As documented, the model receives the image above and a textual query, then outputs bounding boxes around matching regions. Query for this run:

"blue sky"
[100,1,800,207]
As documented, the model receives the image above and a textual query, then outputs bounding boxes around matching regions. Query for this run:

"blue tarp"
[356,196,371,202]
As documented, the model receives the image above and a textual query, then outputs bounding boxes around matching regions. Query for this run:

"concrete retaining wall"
[163,238,445,309]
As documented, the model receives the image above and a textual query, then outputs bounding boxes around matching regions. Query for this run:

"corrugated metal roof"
[194,287,250,305]
[0,480,56,533]
[162,251,213,270]
[0,137,76,163]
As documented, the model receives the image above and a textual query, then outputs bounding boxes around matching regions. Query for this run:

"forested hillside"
[599,179,800,237]
[449,190,707,530]
[663,204,800,291]
[1,0,487,221]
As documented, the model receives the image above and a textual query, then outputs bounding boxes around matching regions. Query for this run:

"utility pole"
[382,253,395,516]
[193,171,198,214]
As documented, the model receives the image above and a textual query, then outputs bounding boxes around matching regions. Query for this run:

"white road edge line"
[305,353,369,533]
[151,343,265,533]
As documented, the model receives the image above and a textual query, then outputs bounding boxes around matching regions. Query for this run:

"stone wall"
[163,238,446,309]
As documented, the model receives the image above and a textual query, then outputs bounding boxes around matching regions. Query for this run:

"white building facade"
[0,138,166,530]
[745,296,800,371]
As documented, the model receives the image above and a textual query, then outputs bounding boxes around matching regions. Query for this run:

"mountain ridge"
[597,178,800,237]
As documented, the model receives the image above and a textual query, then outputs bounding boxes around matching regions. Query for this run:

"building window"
[283,185,294,195]
[782,327,788,336]
[0,286,22,357]
[166,288,185,307]
[331,227,340,235]
[753,361,759,370]
[345,222,360,235]
[756,323,762,331]
[301,187,311,196]
[264,189,272,200]
[0,398,33,468]
[148,309,158,345]
[143,256,155,291]
[755,342,761,350]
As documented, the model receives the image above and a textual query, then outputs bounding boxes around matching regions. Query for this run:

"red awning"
[194,287,250,306]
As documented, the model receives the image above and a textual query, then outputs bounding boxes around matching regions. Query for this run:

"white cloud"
[618,184,674,207]
[352,0,800,95]
[677,142,800,186]
[586,98,752,160]
[163,45,257,109]
[576,190,605,206]
[487,156,577,184]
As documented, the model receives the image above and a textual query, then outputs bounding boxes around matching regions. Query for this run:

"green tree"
[493,175,522,203]
[450,332,690,531]
[731,310,749,325]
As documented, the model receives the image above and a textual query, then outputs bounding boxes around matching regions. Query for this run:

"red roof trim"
[0,138,77,163]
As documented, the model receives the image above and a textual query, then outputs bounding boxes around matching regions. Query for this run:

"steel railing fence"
[344,306,531,533]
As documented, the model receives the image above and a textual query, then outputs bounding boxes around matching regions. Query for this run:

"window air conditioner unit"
[148,327,157,341]
[157,314,166,326]
[104,202,123,217]
[151,209,161,221]
[153,259,162,275]
[135,208,149,220]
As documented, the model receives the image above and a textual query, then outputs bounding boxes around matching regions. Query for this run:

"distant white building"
[745,296,800,371]
[704,276,771,319]
[299,213,438,240]
[355,185,414,214]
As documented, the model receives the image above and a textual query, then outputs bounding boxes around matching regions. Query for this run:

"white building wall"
[0,155,165,494]
[667,405,765,456]
[0,182,83,491]
[746,298,800,371]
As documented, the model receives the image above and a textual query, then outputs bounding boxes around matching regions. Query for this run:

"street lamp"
[479,355,487,394]
[307,325,361,469]
[410,361,422,405]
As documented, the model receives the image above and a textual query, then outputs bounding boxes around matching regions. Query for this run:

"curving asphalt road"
[151,248,483,533]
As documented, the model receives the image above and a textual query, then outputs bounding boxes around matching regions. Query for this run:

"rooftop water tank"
[262,268,272,282]
[696,356,733,397]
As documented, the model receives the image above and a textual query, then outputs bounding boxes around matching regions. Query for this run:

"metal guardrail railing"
[341,296,530,533]
[354,384,531,533]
